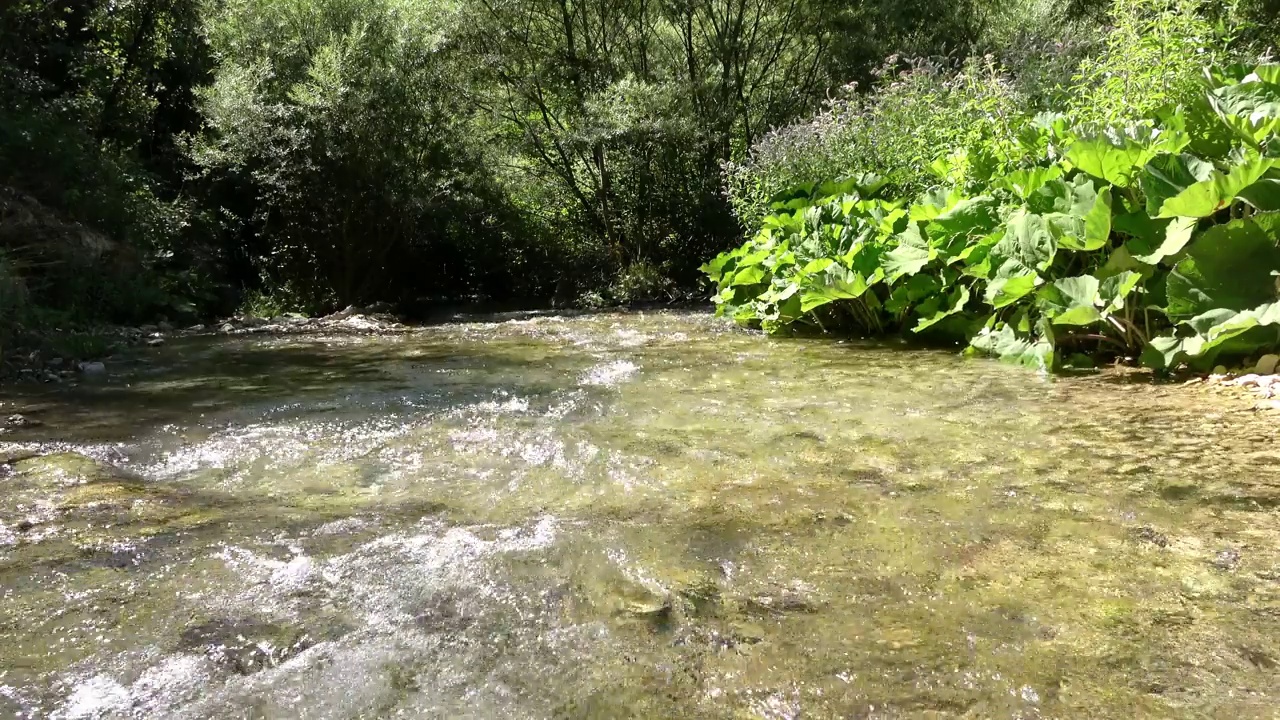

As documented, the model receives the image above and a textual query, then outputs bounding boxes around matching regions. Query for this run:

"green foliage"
[723,56,1031,227]
[1066,0,1227,129]
[705,54,1280,373]
[1,0,222,333]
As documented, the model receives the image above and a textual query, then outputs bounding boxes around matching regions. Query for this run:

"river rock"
[2,452,227,550]
[177,618,315,675]
[1256,354,1280,375]
[0,447,40,464]
[77,361,106,376]
[158,321,174,332]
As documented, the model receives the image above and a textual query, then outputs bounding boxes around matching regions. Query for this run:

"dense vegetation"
[2,0,1278,372]
[0,0,1000,335]
[708,0,1280,372]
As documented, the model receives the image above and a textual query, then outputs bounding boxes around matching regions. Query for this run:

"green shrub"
[609,260,676,305]
[1066,0,1227,129]
[703,54,1280,373]
[723,56,1031,229]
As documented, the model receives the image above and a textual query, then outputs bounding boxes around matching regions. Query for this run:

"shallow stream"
[2,310,1279,718]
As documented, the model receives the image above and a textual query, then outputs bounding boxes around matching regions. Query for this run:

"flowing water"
[2,310,1279,719]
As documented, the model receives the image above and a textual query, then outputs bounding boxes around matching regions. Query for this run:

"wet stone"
[743,583,823,616]
[1211,548,1242,571]
[1132,526,1169,548]
[177,618,316,676]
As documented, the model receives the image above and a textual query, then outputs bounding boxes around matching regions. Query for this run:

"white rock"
[1255,354,1279,375]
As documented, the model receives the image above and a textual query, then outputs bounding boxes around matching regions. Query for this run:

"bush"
[1066,0,1227,129]
[194,0,541,310]
[723,56,1031,229]
[703,5,1280,373]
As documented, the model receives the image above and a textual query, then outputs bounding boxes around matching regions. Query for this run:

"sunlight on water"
[1,309,1278,719]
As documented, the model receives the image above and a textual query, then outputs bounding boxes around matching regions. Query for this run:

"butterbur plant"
[704,59,1280,374]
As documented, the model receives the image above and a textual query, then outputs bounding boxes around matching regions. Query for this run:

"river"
[1,309,1278,718]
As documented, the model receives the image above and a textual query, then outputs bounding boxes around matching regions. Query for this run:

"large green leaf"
[924,196,1001,257]
[1082,186,1114,251]
[1165,214,1280,319]
[1100,271,1144,311]
[728,265,767,287]
[1066,136,1159,188]
[1253,65,1280,85]
[1113,210,1166,243]
[967,321,1054,371]
[984,264,1040,309]
[700,250,739,283]
[1141,153,1215,216]
[886,274,942,315]
[1054,184,1113,252]
[883,224,935,282]
[991,210,1057,273]
[1155,155,1275,218]
[909,187,966,222]
[1238,179,1280,211]
[1034,272,1141,326]
[798,264,880,313]
[1027,175,1096,216]
[1208,80,1280,147]
[1143,301,1280,369]
[1037,275,1103,325]
[997,166,1064,200]
[1127,215,1198,265]
[912,285,970,332]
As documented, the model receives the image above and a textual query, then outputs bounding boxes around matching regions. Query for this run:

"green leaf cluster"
[704,62,1280,372]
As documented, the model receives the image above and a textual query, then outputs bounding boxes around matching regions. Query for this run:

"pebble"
[1211,548,1241,571]
[1257,354,1280,375]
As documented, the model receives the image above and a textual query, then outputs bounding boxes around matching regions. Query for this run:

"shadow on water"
[2,331,583,444]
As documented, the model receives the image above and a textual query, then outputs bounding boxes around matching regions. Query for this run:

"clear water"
[2,310,1279,719]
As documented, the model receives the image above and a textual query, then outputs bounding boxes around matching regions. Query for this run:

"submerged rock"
[77,361,106,376]
[1211,548,1241,571]
[177,618,316,675]
[1,452,228,551]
